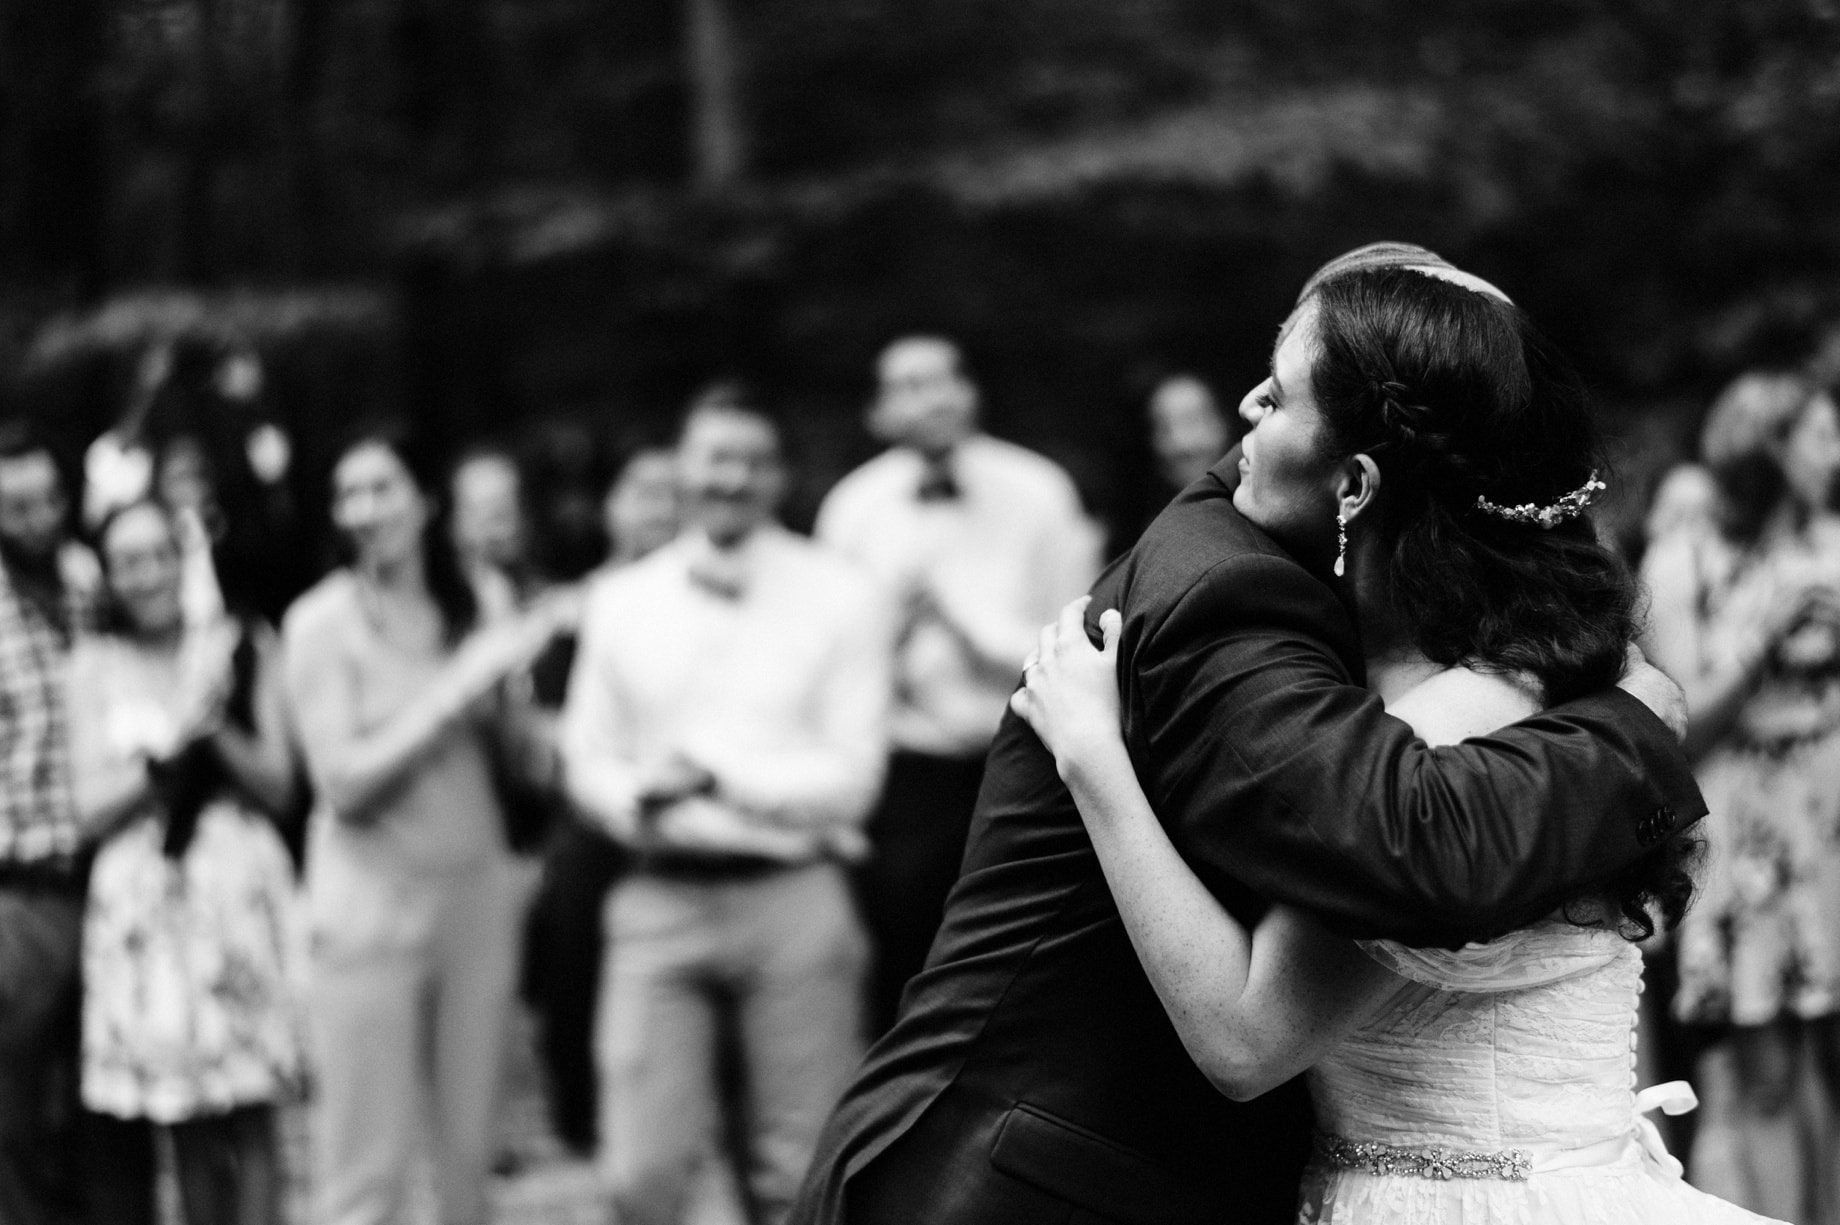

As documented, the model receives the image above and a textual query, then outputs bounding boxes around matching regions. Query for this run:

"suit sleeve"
[1131,552,1707,948]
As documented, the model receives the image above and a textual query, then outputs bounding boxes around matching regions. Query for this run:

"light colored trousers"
[305,853,525,1225]
[597,861,869,1225]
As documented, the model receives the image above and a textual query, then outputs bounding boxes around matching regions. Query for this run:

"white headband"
[1403,263,1514,305]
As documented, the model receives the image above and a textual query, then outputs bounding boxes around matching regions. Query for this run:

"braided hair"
[1306,267,1692,941]
[1307,266,1634,705]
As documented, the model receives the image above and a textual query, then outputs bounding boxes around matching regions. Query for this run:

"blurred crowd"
[2,326,1839,1225]
[1635,371,1840,1223]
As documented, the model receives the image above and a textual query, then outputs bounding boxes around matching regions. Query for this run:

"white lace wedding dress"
[1294,921,1784,1224]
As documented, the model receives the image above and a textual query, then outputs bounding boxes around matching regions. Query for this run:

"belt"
[632,851,805,883]
[0,856,85,894]
[1315,1135,1533,1181]
[1317,1080,1698,1184]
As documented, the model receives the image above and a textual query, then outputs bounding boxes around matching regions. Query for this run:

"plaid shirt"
[0,545,100,864]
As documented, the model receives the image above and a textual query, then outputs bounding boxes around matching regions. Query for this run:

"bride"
[1010,257,1783,1223]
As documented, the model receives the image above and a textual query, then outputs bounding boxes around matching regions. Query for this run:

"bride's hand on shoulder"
[1010,596,1127,775]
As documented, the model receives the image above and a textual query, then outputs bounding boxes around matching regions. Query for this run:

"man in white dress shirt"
[561,386,893,1225]
[815,336,1101,1035]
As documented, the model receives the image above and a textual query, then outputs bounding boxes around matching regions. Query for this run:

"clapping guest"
[1146,373,1232,494]
[71,500,299,1225]
[97,339,313,629]
[0,422,101,1225]
[525,419,613,582]
[283,422,572,1225]
[449,444,579,719]
[450,446,540,610]
[83,344,170,530]
[815,336,1100,1035]
[562,388,891,1225]
[147,395,319,868]
[1644,463,1720,549]
[1642,372,1840,1220]
[599,439,682,568]
[523,436,680,1153]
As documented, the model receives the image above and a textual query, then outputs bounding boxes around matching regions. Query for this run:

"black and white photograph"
[3,3,1840,1224]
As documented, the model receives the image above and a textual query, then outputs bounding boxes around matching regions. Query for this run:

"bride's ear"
[1337,454,1381,525]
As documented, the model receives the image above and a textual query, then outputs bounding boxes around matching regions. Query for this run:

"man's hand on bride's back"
[1617,644,1689,742]
[1011,596,1128,769]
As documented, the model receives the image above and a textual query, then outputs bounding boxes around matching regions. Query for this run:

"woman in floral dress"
[71,498,301,1225]
[1642,371,1840,1220]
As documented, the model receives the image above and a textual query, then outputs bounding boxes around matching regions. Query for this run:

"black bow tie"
[916,470,962,503]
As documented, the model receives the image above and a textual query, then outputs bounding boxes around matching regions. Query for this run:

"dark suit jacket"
[794,461,1705,1225]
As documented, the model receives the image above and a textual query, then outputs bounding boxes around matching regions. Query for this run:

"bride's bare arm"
[1012,599,1401,1100]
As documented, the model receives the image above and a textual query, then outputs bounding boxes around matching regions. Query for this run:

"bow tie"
[916,469,962,503]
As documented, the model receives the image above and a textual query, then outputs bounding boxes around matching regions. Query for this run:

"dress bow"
[1632,1080,1697,1180]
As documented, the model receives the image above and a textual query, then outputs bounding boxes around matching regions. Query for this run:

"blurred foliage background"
[3,0,1839,542]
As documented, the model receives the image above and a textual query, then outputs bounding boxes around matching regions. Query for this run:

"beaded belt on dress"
[1315,1134,1532,1181]
[1315,1080,1700,1184]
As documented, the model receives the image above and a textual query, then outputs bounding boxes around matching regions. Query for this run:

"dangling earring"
[1333,512,1347,577]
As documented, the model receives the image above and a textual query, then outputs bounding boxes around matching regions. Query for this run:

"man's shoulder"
[585,544,683,606]
[963,434,1079,505]
[820,448,914,512]
[814,452,912,550]
[1119,478,1311,608]
[1100,478,1361,669]
[769,529,882,609]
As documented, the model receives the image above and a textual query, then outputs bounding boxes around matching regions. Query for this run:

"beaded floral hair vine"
[1474,471,1606,529]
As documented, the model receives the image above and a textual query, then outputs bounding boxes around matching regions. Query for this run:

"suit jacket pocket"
[988,1103,1218,1225]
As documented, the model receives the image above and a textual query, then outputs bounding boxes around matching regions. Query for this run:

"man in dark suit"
[789,257,1701,1225]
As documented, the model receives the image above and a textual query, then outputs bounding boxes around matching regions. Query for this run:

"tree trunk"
[179,0,224,282]
[0,0,110,294]
[683,0,747,191]
[282,0,335,273]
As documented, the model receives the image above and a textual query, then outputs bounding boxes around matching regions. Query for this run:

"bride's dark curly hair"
[1304,265,1699,940]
